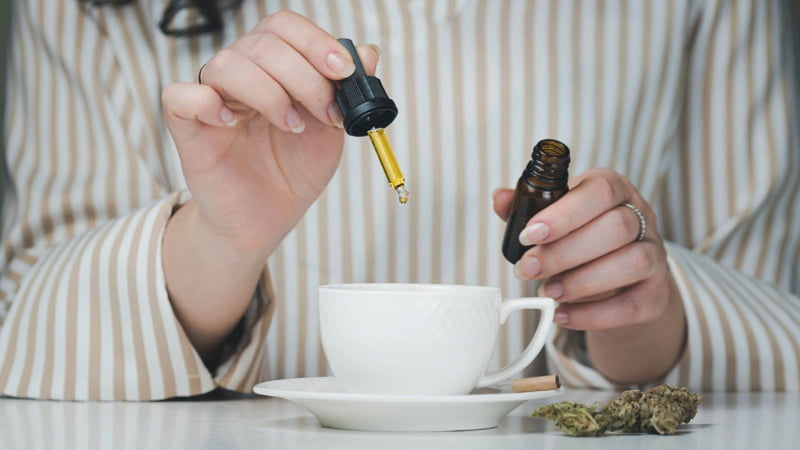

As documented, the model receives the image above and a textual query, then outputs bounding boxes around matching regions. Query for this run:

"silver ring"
[198,63,206,84]
[622,203,647,242]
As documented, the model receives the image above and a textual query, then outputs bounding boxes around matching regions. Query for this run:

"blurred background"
[0,0,8,110]
[0,0,796,216]
[1,0,10,204]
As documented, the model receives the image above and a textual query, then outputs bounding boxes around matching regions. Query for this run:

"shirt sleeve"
[0,191,274,400]
[547,0,800,391]
[0,2,273,400]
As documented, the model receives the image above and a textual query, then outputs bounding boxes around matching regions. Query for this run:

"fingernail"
[368,43,381,59]
[327,102,344,128]
[220,106,237,127]
[519,222,549,246]
[514,256,541,280]
[327,52,356,77]
[543,280,563,300]
[286,107,305,134]
[554,311,569,325]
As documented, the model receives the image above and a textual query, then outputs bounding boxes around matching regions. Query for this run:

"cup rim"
[319,283,500,295]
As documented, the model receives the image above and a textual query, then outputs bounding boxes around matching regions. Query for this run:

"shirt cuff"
[0,191,274,400]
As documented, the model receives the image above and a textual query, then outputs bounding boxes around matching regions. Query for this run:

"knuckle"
[582,305,602,330]
[611,208,638,243]
[618,294,643,323]
[205,48,236,78]
[636,281,666,323]
[596,167,616,177]
[591,167,619,181]
[595,175,621,205]
[249,33,282,58]
[539,244,566,275]
[618,173,632,188]
[308,77,333,106]
[557,275,584,300]
[628,244,655,277]
[265,10,297,27]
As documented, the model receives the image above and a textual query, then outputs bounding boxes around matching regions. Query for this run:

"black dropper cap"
[335,38,398,137]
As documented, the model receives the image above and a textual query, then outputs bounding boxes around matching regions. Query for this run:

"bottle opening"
[524,138,571,190]
[538,139,569,157]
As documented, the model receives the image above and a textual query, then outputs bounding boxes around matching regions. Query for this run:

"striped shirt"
[1,0,798,400]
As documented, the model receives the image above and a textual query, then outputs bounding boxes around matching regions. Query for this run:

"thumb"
[492,187,515,221]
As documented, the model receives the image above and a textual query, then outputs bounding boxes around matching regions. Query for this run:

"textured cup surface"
[319,284,502,395]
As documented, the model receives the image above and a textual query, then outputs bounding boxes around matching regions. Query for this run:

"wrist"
[162,199,270,358]
[174,200,273,269]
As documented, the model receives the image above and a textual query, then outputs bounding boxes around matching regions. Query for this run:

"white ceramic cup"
[318,283,556,395]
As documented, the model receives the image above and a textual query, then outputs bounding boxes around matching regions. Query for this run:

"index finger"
[520,168,634,246]
[252,10,357,79]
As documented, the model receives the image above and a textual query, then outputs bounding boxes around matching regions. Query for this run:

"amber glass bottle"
[502,139,571,264]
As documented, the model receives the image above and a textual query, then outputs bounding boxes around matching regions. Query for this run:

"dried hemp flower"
[532,385,702,437]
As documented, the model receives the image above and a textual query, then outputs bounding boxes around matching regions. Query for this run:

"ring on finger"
[622,203,647,242]
[198,63,207,84]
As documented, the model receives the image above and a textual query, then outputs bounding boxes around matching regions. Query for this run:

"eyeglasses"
[79,0,241,37]
[158,0,223,37]
[79,0,133,5]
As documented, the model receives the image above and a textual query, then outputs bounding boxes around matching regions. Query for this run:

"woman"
[1,0,798,400]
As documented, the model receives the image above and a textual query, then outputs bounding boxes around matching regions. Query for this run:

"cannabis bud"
[532,385,702,437]
[531,402,605,437]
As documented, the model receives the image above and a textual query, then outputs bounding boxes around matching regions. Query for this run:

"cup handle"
[475,297,556,388]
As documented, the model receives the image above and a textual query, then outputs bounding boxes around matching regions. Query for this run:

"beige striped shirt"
[1,0,798,400]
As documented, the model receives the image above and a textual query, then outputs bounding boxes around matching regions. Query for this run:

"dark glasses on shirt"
[78,0,241,37]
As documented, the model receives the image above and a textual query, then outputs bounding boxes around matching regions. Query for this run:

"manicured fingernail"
[327,52,356,77]
[519,222,549,245]
[328,102,344,128]
[286,107,305,134]
[543,280,563,300]
[554,311,569,325]
[514,256,540,280]
[368,43,381,59]
[220,106,237,127]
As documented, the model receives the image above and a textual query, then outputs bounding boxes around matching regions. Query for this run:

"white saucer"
[253,377,563,432]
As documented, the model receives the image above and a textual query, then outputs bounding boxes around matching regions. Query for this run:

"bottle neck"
[523,139,570,190]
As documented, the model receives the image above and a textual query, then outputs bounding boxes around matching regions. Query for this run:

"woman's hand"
[162,10,378,256]
[492,168,686,384]
[159,11,378,360]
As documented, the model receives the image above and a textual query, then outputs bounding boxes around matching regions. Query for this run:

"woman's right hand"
[160,11,378,357]
[161,10,379,257]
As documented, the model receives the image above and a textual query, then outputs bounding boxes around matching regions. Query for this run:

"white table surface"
[1,388,796,449]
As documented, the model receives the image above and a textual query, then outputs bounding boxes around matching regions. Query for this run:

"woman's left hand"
[492,167,686,383]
